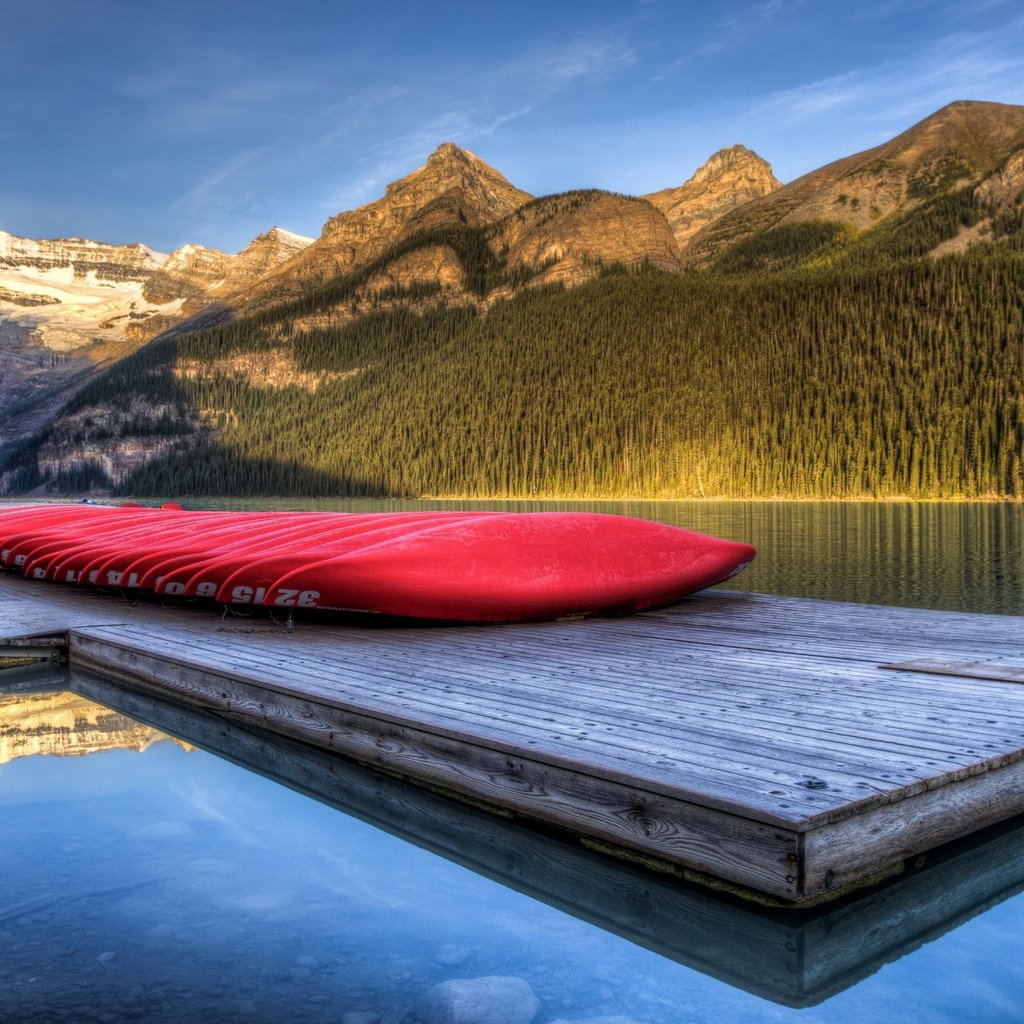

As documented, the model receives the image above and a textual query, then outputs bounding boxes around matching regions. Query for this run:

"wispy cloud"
[117,48,323,141]
[171,147,267,215]
[749,21,1024,129]
[651,0,800,81]
[312,84,411,149]
[751,70,863,118]
[501,34,637,85]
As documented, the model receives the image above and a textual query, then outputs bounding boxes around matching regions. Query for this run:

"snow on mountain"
[0,226,313,352]
[0,230,178,352]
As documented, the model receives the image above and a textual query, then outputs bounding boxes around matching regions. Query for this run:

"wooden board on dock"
[2,573,1023,904]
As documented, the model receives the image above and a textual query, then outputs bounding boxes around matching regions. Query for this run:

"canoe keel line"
[0,504,755,624]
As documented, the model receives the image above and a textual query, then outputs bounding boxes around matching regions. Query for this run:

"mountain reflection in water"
[1,665,1023,1023]
[0,686,188,765]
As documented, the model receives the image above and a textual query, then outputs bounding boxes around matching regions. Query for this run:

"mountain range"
[2,99,1024,499]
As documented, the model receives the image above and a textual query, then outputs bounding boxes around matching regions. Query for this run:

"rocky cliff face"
[644,145,781,250]
[490,190,682,289]
[141,243,230,307]
[217,227,314,288]
[132,229,315,336]
[236,143,533,309]
[0,230,174,352]
[685,100,1024,265]
[0,691,175,764]
[29,397,203,491]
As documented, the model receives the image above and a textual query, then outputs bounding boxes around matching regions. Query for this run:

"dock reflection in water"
[1,665,1023,1023]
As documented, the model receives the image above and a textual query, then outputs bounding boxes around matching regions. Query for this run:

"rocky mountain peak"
[688,144,779,187]
[684,99,1024,266]
[643,144,781,249]
[427,141,473,166]
[239,144,532,308]
[224,226,314,284]
[252,226,315,249]
[163,242,229,274]
[375,141,531,215]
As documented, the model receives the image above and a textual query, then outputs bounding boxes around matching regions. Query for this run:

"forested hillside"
[11,247,1022,499]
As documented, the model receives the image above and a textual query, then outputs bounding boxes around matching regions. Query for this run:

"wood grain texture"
[882,658,1024,684]
[803,757,1024,895]
[68,615,1024,831]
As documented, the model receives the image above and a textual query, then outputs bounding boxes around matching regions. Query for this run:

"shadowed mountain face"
[0,226,314,453]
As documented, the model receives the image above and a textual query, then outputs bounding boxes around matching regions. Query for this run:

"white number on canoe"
[272,589,320,608]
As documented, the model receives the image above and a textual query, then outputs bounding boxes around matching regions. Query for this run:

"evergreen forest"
[12,239,1024,500]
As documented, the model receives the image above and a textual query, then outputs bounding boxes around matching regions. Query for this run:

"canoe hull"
[263,513,755,622]
[0,506,755,624]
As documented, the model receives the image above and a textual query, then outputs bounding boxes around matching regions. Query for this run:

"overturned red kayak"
[0,505,755,623]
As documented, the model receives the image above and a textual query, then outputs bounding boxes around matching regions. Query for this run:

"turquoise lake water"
[1,500,1021,1022]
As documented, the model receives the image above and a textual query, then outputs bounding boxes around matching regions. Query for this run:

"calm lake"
[1,500,1022,1023]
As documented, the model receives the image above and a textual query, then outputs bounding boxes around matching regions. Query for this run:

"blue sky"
[2,0,1023,254]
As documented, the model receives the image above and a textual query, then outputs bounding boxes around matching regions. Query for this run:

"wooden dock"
[1,573,1022,905]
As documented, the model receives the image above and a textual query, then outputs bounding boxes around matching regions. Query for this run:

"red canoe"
[0,505,755,623]
[262,513,754,621]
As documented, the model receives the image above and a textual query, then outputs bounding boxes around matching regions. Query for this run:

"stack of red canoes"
[0,503,755,623]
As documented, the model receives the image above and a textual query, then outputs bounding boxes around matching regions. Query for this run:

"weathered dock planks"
[1,573,1022,903]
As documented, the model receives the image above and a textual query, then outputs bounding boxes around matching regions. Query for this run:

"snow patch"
[270,226,315,248]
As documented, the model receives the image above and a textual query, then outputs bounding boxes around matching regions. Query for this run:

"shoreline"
[4,494,1023,506]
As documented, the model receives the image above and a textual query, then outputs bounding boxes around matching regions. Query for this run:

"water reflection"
[2,667,1023,1023]
[179,498,1024,615]
[0,677,182,765]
